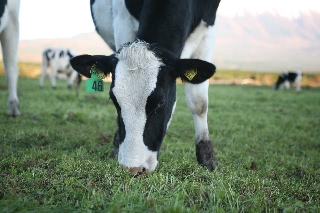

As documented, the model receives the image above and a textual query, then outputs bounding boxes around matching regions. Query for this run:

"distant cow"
[0,0,20,116]
[273,70,302,91]
[39,48,81,89]
[71,0,221,175]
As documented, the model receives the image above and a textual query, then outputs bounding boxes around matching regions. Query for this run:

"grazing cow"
[72,0,221,175]
[273,70,302,91]
[0,0,20,116]
[39,48,81,89]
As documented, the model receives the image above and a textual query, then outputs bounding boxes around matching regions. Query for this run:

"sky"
[19,0,320,40]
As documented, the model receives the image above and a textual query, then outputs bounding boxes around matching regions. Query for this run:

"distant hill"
[214,11,320,72]
[11,11,320,72]
[18,33,112,62]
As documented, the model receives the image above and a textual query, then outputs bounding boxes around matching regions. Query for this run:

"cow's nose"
[128,167,147,177]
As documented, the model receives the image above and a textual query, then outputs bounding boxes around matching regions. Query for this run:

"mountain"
[18,33,112,62]
[214,11,320,71]
[16,11,320,72]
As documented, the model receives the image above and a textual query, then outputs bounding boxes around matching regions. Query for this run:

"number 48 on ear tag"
[86,65,104,92]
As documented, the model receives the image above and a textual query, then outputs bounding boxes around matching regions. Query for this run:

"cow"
[71,0,221,175]
[0,0,20,116]
[273,70,302,91]
[39,48,81,89]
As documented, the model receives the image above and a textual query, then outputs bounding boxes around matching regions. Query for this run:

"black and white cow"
[39,48,81,89]
[0,0,20,116]
[71,0,221,175]
[273,70,302,91]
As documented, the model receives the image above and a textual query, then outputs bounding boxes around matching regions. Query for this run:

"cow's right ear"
[70,54,115,78]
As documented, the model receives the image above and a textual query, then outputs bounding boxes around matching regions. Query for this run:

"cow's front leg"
[185,80,216,171]
[1,21,20,116]
[50,69,57,89]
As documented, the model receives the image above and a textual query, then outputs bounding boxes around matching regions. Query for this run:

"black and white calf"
[72,0,221,175]
[0,0,20,116]
[273,70,302,91]
[39,48,81,89]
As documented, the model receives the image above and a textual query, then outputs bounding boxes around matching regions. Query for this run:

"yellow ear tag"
[184,69,197,81]
[91,64,106,80]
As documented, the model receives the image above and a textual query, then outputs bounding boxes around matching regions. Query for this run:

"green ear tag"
[86,64,105,92]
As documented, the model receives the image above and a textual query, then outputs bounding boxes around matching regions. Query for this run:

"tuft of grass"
[0,77,319,212]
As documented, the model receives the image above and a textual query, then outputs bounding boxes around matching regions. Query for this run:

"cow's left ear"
[70,54,115,78]
[173,59,216,84]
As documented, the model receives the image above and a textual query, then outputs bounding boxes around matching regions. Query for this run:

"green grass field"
[0,77,319,212]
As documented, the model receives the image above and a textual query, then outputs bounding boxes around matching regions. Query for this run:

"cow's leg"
[295,75,302,92]
[1,16,20,116]
[284,81,290,90]
[184,81,216,171]
[49,67,57,89]
[39,54,48,88]
[67,71,77,89]
[181,24,217,171]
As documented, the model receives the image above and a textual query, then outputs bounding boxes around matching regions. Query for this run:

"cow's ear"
[173,59,216,84]
[70,54,115,78]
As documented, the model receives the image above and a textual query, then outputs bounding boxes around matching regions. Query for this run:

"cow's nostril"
[128,167,147,177]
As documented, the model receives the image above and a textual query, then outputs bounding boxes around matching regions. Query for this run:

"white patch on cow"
[112,0,139,50]
[91,0,115,50]
[112,41,163,172]
[181,21,216,61]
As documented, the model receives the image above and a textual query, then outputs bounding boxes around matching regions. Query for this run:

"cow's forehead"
[112,41,163,109]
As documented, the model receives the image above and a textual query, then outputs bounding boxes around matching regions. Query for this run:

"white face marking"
[112,41,163,172]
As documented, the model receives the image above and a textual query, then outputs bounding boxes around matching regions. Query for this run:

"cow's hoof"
[52,86,56,90]
[111,147,119,158]
[67,85,72,89]
[196,140,217,171]
[8,100,20,117]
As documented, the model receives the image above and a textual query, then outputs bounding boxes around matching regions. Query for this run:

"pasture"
[0,76,319,212]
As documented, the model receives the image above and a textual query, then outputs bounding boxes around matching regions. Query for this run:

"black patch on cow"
[125,0,144,21]
[196,140,216,171]
[0,0,7,27]
[44,49,52,66]
[143,66,176,151]
[287,72,298,82]
[67,50,74,59]
[59,50,65,58]
[136,0,221,55]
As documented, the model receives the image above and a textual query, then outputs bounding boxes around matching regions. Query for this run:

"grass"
[0,76,319,212]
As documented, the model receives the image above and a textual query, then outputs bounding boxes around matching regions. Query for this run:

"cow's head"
[71,40,216,174]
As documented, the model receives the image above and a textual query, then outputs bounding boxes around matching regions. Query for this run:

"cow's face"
[71,41,216,174]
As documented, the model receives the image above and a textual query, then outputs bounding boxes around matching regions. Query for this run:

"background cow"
[273,70,302,91]
[75,0,221,175]
[39,47,81,89]
[0,0,20,116]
